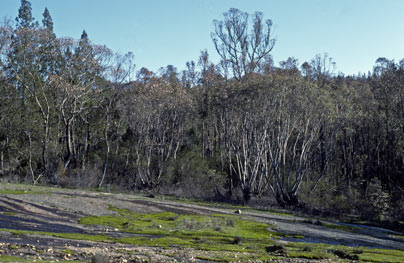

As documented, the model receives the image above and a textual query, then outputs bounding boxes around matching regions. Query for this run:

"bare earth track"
[0,184,403,262]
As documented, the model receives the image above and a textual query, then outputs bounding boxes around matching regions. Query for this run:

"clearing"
[0,183,403,262]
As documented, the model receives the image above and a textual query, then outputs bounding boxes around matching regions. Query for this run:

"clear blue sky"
[1,0,403,75]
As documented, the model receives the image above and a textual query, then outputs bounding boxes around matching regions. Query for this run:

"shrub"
[161,147,225,200]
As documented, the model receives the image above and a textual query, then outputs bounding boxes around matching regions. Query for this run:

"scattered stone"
[91,253,110,263]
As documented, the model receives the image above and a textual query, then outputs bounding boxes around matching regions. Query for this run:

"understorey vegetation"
[1,1,404,226]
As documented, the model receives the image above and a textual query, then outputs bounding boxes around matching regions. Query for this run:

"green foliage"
[41,8,53,31]
[16,0,35,28]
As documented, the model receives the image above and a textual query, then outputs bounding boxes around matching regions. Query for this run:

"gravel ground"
[0,183,403,262]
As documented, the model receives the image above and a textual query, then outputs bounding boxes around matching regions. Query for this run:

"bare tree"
[310,53,336,87]
[211,8,275,80]
[99,52,134,188]
[263,77,324,207]
[121,77,192,189]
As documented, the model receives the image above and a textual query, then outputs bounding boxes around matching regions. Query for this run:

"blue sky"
[1,0,403,75]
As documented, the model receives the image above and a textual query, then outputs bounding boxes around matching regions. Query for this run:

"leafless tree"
[211,8,275,80]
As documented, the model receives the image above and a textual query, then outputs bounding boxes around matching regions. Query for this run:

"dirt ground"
[0,184,403,262]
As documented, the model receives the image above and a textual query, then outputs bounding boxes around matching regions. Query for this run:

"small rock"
[235,209,241,214]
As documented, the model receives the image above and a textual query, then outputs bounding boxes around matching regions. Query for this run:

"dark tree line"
[1,1,404,223]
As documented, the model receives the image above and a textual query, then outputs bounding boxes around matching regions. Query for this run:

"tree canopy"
[1,1,404,223]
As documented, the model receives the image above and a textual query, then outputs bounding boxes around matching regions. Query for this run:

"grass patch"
[285,242,334,260]
[78,206,404,262]
[80,205,279,256]
[0,212,16,216]
[285,242,404,262]
[358,248,404,262]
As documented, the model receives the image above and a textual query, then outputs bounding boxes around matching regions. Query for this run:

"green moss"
[1,212,16,216]
[60,248,76,256]
[7,244,20,250]
[79,206,277,253]
[358,248,404,262]
[1,183,401,262]
[285,242,404,262]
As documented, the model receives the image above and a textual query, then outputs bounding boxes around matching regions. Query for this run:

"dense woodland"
[1,1,404,223]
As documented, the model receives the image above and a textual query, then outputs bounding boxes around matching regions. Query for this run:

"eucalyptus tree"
[54,32,111,173]
[98,51,135,188]
[369,58,404,193]
[211,8,275,80]
[0,18,13,175]
[310,53,336,88]
[25,7,60,183]
[120,77,192,189]
[262,76,327,206]
[224,78,269,203]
